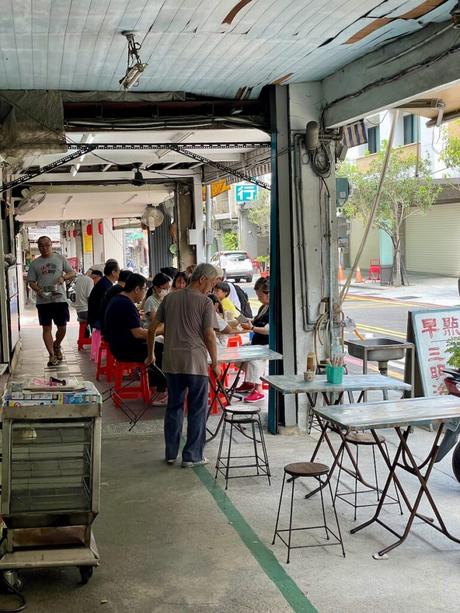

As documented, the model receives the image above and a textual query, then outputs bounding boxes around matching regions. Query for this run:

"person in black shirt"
[100,269,132,338]
[105,273,149,363]
[87,259,120,330]
[235,277,270,403]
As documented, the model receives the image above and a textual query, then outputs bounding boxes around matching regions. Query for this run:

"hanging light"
[119,32,148,90]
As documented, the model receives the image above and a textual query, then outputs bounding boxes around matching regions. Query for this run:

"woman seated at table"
[171,271,189,291]
[235,276,270,403]
[143,272,171,405]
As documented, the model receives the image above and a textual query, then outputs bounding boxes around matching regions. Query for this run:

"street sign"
[235,183,259,203]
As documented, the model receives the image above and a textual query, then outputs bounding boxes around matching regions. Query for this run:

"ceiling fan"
[15,188,47,214]
[131,162,145,187]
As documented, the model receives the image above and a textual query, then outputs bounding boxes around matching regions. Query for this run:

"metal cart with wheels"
[0,389,101,587]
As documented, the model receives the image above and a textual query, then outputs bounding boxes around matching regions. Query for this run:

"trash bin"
[380,264,393,285]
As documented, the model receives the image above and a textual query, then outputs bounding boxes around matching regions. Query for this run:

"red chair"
[96,340,114,381]
[77,321,92,351]
[368,258,381,282]
[112,361,151,407]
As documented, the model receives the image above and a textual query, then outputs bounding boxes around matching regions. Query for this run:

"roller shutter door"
[406,203,460,276]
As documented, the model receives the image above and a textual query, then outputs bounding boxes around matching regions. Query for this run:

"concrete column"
[176,186,195,270]
[102,219,124,267]
[91,220,104,265]
[205,184,212,263]
[192,176,205,263]
[270,83,338,431]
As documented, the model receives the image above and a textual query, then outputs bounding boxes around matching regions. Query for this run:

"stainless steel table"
[262,374,412,495]
[206,346,283,442]
[314,395,460,558]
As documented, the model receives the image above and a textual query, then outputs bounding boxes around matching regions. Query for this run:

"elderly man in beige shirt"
[146,263,220,467]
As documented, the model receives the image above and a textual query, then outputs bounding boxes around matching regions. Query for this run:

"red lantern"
[72,229,77,238]
[98,221,103,235]
[86,223,92,236]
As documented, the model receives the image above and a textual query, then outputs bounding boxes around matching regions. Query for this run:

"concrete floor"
[3,312,460,612]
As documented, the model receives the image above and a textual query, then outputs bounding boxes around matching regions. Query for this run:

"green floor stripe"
[194,465,317,613]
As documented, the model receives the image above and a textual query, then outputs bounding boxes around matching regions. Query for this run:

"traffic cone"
[338,264,345,282]
[354,266,363,283]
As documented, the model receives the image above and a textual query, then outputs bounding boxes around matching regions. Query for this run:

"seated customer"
[100,269,132,338]
[214,281,239,321]
[235,276,270,403]
[104,273,149,364]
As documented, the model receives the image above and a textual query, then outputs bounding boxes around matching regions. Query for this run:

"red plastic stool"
[96,340,114,381]
[77,321,92,351]
[112,361,151,407]
[90,329,101,361]
[227,335,242,348]
[227,335,242,373]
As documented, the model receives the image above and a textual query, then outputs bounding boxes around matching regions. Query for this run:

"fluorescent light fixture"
[119,32,148,90]
[70,165,80,176]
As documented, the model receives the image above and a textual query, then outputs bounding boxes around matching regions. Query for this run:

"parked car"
[211,250,253,283]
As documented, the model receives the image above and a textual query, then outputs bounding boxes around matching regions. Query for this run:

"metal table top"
[215,346,283,364]
[313,395,460,430]
[262,374,411,395]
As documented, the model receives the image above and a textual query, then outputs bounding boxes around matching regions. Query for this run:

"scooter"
[439,370,460,481]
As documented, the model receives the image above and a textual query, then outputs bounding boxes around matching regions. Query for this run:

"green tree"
[339,146,441,286]
[222,231,238,250]
[247,189,270,236]
[440,122,460,177]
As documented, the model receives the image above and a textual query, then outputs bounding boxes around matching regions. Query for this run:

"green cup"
[326,364,344,384]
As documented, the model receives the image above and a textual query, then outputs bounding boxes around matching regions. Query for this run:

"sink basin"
[346,338,406,363]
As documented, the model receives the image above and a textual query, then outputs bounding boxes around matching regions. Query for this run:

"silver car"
[211,251,253,283]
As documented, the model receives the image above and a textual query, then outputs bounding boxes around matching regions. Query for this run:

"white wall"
[406,203,460,276]
[102,219,124,267]
[349,219,380,270]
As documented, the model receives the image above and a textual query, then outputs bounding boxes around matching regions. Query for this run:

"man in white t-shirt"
[27,236,76,366]
[73,268,102,321]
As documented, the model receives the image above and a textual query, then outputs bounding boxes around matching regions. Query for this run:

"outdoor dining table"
[206,345,283,442]
[262,374,412,496]
[314,395,460,558]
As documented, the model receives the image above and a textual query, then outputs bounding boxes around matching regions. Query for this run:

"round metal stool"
[272,462,345,563]
[334,431,403,520]
[215,405,271,490]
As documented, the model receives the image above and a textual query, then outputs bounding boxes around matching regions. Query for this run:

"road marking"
[194,465,317,613]
[355,323,406,339]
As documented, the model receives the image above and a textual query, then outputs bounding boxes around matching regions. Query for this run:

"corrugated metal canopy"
[0,0,455,99]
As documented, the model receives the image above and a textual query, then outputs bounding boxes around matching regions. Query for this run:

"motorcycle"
[438,369,460,481]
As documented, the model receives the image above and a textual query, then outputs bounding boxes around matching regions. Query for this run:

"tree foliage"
[222,231,239,251]
[440,122,460,174]
[247,189,270,236]
[338,145,441,285]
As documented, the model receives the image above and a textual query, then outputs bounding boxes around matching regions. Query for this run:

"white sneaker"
[181,457,209,468]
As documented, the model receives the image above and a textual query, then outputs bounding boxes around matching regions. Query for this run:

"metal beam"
[167,145,271,190]
[1,147,96,193]
[322,22,460,127]
[67,142,270,150]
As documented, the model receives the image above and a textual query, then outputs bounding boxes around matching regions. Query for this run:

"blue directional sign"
[235,183,259,203]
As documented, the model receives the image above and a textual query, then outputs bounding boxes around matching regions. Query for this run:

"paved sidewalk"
[342,272,460,306]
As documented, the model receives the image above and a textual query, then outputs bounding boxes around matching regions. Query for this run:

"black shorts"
[36,302,70,327]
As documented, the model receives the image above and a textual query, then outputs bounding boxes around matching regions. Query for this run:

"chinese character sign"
[413,309,460,396]
[235,183,259,203]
